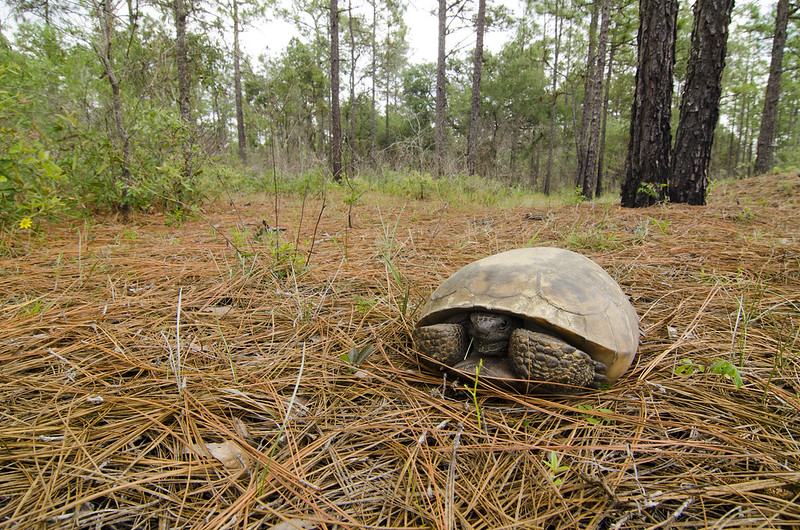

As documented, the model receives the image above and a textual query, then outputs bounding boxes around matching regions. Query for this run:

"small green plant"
[164,205,198,228]
[229,226,248,250]
[462,359,484,427]
[121,227,138,241]
[638,182,668,202]
[162,287,185,395]
[649,217,671,235]
[675,358,744,389]
[565,186,587,205]
[708,360,744,389]
[675,358,705,376]
[339,177,369,228]
[375,207,411,315]
[402,170,434,200]
[730,207,755,222]
[562,225,621,251]
[544,451,570,486]
[22,298,53,316]
[576,404,614,425]
[354,295,379,313]
[262,234,307,276]
[340,343,374,368]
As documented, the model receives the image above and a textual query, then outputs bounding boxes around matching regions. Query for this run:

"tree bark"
[435,0,447,177]
[544,1,563,196]
[621,0,677,208]
[596,44,615,197]
[174,0,193,186]
[467,0,486,177]
[369,0,377,164]
[347,0,356,180]
[576,0,599,188]
[580,0,609,199]
[97,0,132,213]
[330,0,343,182]
[233,0,246,164]
[669,0,734,205]
[753,0,790,175]
[174,0,190,126]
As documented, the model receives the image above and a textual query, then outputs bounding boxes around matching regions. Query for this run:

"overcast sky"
[241,0,777,67]
[240,0,517,66]
[0,0,778,67]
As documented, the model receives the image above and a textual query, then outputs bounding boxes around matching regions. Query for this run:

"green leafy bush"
[0,65,66,225]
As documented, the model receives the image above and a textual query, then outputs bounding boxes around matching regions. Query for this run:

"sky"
[0,0,778,66]
[240,0,778,67]
[240,0,518,66]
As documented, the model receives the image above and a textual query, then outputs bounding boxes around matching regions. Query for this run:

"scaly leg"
[508,329,607,391]
[413,323,468,366]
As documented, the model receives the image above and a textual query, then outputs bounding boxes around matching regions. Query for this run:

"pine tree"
[621,0,678,208]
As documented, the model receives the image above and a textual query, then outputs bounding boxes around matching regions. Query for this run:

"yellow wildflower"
[19,218,32,229]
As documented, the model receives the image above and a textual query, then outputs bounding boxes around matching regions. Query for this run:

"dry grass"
[1,173,799,529]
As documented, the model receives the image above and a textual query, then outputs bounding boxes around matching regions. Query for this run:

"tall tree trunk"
[580,0,609,199]
[596,44,615,197]
[233,0,246,164]
[435,0,447,177]
[669,0,734,205]
[385,69,391,148]
[347,0,356,180]
[544,1,563,196]
[330,0,343,182]
[509,121,520,181]
[369,0,377,165]
[620,0,677,208]
[467,0,486,177]
[754,0,790,175]
[174,0,192,185]
[576,0,599,188]
[98,0,131,213]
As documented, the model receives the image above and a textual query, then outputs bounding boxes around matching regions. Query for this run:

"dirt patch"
[1,174,799,528]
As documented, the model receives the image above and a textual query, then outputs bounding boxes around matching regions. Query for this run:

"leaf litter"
[0,174,799,528]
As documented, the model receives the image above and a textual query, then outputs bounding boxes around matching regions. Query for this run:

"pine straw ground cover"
[1,173,799,530]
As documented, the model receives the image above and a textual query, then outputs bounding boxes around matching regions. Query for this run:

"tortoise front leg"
[412,323,469,367]
[508,329,608,391]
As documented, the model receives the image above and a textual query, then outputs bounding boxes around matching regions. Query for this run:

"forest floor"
[1,173,799,529]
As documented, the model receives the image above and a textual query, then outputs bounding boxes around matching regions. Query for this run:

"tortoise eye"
[499,320,509,329]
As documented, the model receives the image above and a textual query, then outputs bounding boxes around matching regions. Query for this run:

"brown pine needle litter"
[1,174,800,529]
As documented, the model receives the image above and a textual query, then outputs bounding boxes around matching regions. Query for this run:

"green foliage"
[544,451,570,486]
[0,0,796,213]
[401,170,434,200]
[0,65,65,224]
[576,404,614,425]
[708,360,744,389]
[675,358,745,389]
[637,182,668,202]
[649,217,672,235]
[675,358,705,376]
[462,359,484,428]
[340,343,375,368]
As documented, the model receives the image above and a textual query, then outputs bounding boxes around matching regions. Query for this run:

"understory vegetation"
[2,0,800,226]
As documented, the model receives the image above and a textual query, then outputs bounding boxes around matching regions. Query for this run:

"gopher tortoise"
[413,247,639,393]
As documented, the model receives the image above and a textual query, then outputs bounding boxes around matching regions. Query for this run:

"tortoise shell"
[415,247,639,383]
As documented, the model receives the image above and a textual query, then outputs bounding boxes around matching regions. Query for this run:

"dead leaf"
[267,519,318,530]
[232,417,251,442]
[189,441,251,470]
